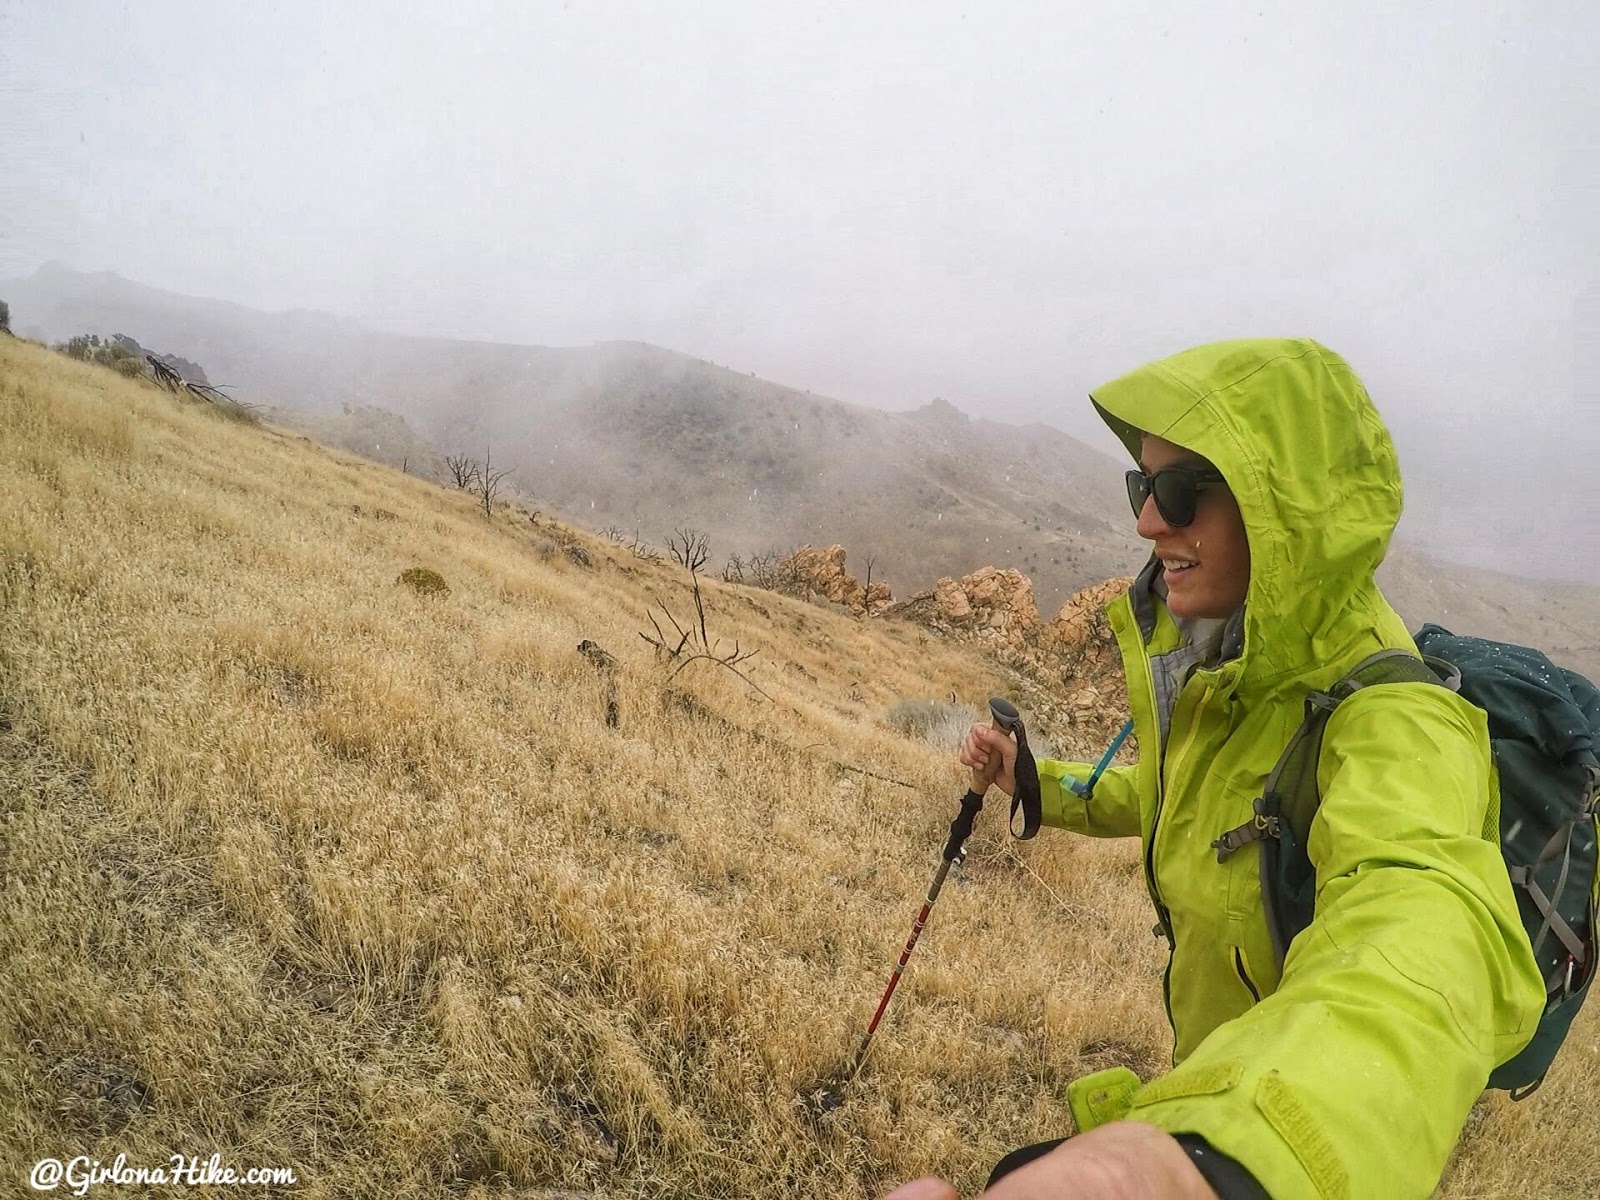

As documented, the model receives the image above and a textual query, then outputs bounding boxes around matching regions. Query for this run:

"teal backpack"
[1212,624,1600,1098]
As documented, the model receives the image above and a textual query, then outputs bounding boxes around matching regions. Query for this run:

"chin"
[1167,590,1232,620]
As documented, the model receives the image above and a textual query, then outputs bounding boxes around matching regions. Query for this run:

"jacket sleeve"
[1037,759,1143,838]
[1123,684,1545,1200]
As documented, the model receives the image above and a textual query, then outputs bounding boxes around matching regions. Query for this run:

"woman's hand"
[959,722,1017,798]
[883,1122,1219,1199]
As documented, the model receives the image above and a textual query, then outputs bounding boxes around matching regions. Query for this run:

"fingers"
[961,722,1018,797]
[961,724,1015,767]
[959,725,991,771]
[980,1124,1217,1199]
[960,723,1007,760]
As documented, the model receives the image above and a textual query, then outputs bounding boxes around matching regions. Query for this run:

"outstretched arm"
[1122,685,1544,1198]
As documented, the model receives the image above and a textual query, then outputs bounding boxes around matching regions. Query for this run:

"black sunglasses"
[1125,466,1227,528]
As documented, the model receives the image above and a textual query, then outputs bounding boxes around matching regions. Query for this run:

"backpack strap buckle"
[1211,798,1282,863]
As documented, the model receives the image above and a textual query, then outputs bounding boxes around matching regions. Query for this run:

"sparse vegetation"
[887,698,977,752]
[396,566,450,595]
[55,332,147,377]
[722,547,804,597]
[0,335,1590,1199]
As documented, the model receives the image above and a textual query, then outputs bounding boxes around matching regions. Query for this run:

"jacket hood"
[1090,338,1404,684]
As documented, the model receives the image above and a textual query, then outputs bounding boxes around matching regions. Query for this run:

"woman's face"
[1135,434,1251,619]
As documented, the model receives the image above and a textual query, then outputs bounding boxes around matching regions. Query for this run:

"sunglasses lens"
[1125,470,1150,518]
[1152,471,1199,527]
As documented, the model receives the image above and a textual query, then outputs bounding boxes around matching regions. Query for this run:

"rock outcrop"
[887,568,1135,748]
[886,566,1039,651]
[1047,577,1132,674]
[780,544,894,617]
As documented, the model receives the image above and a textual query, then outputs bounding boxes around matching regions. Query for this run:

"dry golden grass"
[0,337,1595,1198]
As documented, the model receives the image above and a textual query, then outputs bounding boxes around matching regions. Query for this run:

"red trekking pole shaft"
[839,697,1023,1086]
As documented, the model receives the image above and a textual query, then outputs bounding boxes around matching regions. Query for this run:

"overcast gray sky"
[2,1,1596,575]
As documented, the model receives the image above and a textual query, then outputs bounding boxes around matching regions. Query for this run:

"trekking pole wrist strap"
[977,697,1041,841]
[1007,719,1041,841]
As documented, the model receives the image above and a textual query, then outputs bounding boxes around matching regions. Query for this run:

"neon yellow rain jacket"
[1038,339,1544,1198]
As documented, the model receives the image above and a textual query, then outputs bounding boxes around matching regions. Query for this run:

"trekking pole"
[816,697,1037,1111]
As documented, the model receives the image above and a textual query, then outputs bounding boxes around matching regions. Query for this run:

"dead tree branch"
[669,528,710,574]
[146,355,183,390]
[446,454,480,490]
[638,556,769,700]
[477,446,511,520]
[629,528,662,564]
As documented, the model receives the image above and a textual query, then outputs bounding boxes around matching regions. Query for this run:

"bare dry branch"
[669,528,710,574]
[629,528,662,563]
[638,560,767,698]
[477,446,512,520]
[445,454,480,489]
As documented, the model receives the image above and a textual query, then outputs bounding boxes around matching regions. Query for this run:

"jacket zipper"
[1139,665,1169,941]
[1148,677,1216,1033]
[1234,947,1261,1003]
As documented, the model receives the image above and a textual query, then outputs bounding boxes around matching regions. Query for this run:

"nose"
[1135,494,1175,541]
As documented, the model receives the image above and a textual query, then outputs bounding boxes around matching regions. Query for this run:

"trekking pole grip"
[943,698,1023,862]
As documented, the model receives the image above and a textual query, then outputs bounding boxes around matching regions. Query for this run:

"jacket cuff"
[1128,1064,1338,1199]
[1173,1133,1271,1200]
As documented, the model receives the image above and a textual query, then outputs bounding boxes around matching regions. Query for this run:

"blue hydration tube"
[1065,719,1135,798]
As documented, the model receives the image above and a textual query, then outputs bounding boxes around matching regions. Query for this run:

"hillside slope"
[0,336,1151,1197]
[2,338,1597,1197]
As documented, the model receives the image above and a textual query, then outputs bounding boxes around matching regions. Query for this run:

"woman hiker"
[886,338,1543,1199]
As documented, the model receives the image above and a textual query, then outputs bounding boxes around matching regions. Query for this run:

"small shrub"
[532,537,560,562]
[887,698,1056,759]
[887,699,975,750]
[112,356,145,379]
[59,334,95,361]
[397,567,449,597]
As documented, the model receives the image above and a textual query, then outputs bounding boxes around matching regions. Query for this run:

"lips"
[1164,553,1203,585]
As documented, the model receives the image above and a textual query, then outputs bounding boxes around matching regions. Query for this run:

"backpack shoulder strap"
[1338,648,1459,695]
[1212,648,1455,968]
[1211,651,1450,860]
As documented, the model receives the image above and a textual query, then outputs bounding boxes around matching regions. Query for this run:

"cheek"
[1203,511,1252,588]
[1223,527,1252,593]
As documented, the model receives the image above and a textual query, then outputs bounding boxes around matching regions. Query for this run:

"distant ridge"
[5,263,1598,675]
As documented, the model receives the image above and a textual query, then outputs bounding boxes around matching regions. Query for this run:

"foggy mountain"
[2,264,1146,608]
[5,262,1597,676]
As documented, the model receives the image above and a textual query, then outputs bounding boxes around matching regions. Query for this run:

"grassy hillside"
[1,337,1595,1198]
